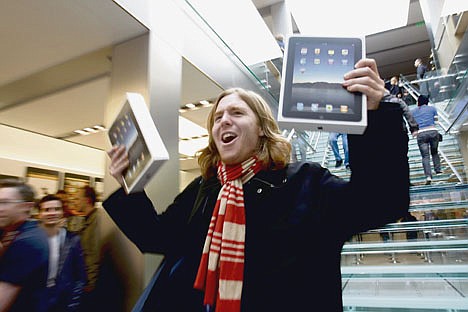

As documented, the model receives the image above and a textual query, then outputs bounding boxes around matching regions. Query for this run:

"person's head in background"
[38,194,64,228]
[197,88,291,179]
[55,189,74,216]
[275,33,284,45]
[77,186,96,216]
[275,34,284,42]
[0,179,36,230]
[414,58,422,67]
[418,94,429,106]
[390,76,399,85]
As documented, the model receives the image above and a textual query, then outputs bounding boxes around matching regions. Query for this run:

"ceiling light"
[288,0,410,36]
[200,100,210,106]
[71,125,107,137]
[74,130,89,135]
[84,127,98,133]
[185,103,196,109]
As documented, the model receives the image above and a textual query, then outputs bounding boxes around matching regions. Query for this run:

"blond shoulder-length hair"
[197,88,291,179]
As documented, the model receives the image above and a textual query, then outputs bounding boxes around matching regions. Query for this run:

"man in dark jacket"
[38,194,87,312]
[0,180,49,312]
[104,58,410,311]
[414,58,428,95]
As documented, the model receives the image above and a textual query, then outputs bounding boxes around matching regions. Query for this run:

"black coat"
[103,102,410,311]
[45,229,87,312]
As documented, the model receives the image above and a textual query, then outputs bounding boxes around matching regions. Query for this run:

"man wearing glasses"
[0,179,49,312]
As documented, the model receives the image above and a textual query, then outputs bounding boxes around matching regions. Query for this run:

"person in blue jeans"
[328,132,349,169]
[411,95,442,185]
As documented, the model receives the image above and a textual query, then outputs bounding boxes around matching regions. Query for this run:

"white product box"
[278,35,367,134]
[108,92,169,193]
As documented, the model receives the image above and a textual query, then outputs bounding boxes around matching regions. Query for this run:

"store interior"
[1,1,468,311]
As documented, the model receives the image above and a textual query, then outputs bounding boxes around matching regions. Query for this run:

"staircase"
[286,109,468,311]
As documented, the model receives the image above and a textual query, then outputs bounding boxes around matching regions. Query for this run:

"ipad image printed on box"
[108,92,169,194]
[278,35,367,134]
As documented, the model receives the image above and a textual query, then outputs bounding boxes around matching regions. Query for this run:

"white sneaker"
[425,177,432,185]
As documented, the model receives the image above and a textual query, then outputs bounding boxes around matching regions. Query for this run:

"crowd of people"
[0,181,103,311]
[383,58,443,185]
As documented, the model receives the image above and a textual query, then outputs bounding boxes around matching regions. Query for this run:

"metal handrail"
[296,130,316,154]
[410,72,459,84]
[399,74,420,101]
[436,109,451,132]
[439,148,464,183]
[312,131,322,153]
[342,239,468,254]
[321,137,329,167]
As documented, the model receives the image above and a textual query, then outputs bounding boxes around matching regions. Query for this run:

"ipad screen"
[282,36,363,121]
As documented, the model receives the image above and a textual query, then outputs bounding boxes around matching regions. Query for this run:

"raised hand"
[342,58,386,111]
[107,145,129,187]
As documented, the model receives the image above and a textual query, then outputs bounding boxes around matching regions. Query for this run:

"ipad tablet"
[278,35,367,134]
[108,92,169,193]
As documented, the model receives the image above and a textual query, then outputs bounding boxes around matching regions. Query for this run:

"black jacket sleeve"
[319,101,410,239]
[102,177,203,254]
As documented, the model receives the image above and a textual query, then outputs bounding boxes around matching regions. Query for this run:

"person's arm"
[399,99,419,135]
[103,176,203,254]
[0,282,21,312]
[106,143,208,255]
[334,58,410,236]
[347,102,410,226]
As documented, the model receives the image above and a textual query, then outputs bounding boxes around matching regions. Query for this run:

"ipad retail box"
[278,35,367,134]
[108,92,169,194]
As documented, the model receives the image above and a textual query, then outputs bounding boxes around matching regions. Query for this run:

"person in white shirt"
[38,194,87,312]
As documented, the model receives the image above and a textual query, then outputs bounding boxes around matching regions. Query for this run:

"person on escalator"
[402,89,416,106]
[411,95,442,185]
[328,132,349,169]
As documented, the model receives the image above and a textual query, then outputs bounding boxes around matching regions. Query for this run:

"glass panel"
[183,0,280,105]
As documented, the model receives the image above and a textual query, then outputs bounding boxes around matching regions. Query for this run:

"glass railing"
[182,0,282,109]
[402,28,468,134]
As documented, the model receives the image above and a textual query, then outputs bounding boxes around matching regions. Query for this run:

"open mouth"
[222,132,237,144]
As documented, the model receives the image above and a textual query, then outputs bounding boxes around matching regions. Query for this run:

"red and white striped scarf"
[194,156,262,311]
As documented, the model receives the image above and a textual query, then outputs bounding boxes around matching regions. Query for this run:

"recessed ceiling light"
[74,130,89,135]
[84,127,98,133]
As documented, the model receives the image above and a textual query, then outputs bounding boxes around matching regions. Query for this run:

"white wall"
[0,124,105,177]
[179,169,200,191]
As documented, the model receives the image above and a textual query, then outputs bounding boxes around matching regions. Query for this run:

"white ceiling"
[0,0,431,155]
[0,0,147,86]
